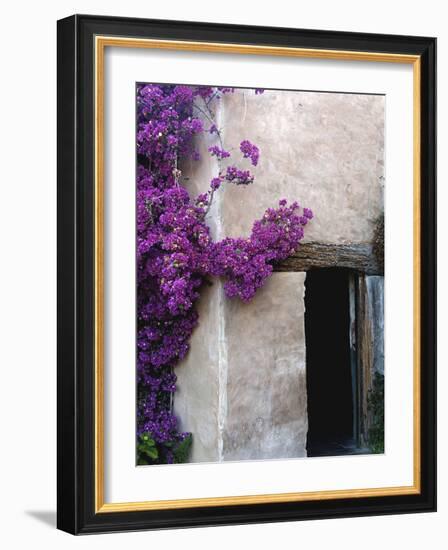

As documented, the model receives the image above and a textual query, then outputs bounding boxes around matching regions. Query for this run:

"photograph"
[135,83,385,466]
[55,13,436,534]
[0,0,442,545]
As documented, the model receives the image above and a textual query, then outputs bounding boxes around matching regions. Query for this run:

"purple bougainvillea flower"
[240,139,260,166]
[210,177,222,191]
[208,145,231,160]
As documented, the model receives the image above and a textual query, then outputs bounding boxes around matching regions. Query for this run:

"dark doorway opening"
[305,268,358,457]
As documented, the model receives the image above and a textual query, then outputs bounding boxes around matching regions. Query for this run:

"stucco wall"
[220,90,384,244]
[174,88,384,463]
[222,273,307,461]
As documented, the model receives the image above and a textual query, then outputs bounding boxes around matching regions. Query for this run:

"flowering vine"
[136,84,313,464]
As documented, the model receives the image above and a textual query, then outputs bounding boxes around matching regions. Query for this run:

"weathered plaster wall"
[222,273,307,461]
[173,282,221,462]
[174,89,384,463]
[221,90,384,244]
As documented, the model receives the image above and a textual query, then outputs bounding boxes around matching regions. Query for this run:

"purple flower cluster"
[208,145,231,160]
[136,83,313,464]
[240,140,260,166]
[210,200,313,301]
[205,200,313,301]
[224,165,254,185]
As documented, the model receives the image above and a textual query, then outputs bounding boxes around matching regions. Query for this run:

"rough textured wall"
[222,273,307,460]
[174,88,384,463]
[221,90,384,244]
[173,282,221,462]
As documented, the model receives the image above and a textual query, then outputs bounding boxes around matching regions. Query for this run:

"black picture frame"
[57,14,436,535]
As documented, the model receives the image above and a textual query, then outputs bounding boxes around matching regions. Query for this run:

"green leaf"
[137,432,159,462]
[173,434,192,464]
[144,447,159,459]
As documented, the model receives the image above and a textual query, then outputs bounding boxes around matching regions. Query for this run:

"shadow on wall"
[25,510,56,529]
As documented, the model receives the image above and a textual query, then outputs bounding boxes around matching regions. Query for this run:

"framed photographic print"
[57,14,436,534]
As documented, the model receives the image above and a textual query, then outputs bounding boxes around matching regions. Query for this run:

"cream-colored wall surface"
[174,282,222,462]
[174,88,384,463]
[222,273,307,461]
[221,90,384,244]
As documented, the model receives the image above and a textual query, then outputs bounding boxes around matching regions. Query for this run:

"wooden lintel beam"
[273,242,384,275]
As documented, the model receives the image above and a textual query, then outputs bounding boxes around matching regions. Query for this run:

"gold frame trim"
[94,36,422,513]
